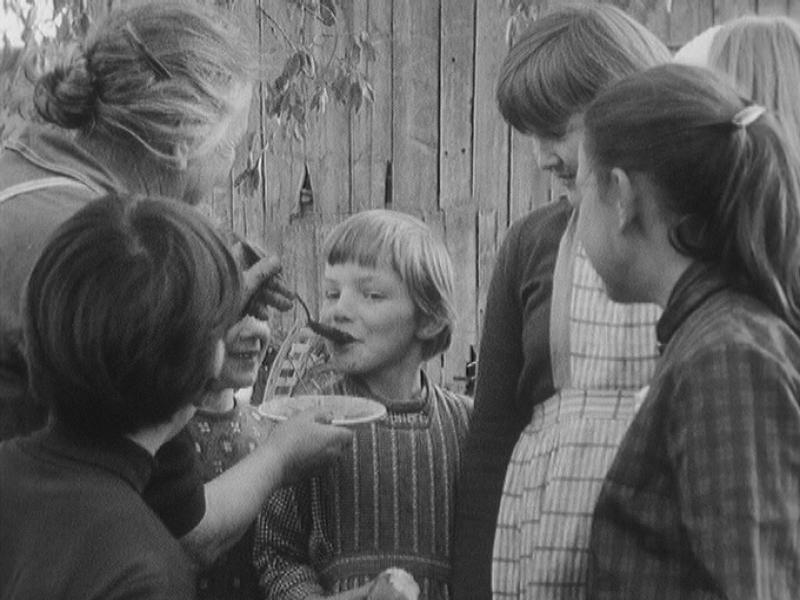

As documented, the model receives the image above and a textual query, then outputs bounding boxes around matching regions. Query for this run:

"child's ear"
[609,167,638,232]
[415,315,445,341]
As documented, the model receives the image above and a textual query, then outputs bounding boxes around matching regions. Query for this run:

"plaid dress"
[491,215,660,599]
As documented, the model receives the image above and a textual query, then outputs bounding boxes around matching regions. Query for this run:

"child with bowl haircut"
[254,209,472,599]
[0,194,353,599]
[0,193,242,598]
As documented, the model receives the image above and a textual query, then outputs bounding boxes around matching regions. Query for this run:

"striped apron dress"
[491,214,661,599]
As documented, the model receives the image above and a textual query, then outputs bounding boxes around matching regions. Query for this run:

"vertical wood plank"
[350,0,393,211]
[392,0,439,213]
[610,0,670,42]
[305,7,351,216]
[439,0,476,392]
[473,1,509,338]
[668,0,715,49]
[257,0,307,238]
[442,204,477,393]
[713,0,757,21]
[439,0,475,209]
[756,0,790,16]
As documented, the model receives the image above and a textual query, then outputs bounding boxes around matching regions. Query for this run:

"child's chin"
[328,355,361,374]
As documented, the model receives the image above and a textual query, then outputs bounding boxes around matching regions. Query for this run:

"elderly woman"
[0,0,350,569]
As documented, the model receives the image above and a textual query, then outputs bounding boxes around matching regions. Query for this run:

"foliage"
[0,0,88,141]
[237,0,376,193]
[0,0,376,155]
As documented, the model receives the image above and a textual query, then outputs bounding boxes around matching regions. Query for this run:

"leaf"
[362,81,374,104]
[274,73,288,94]
[331,70,349,102]
[319,0,336,26]
[78,12,91,37]
[310,86,328,113]
[347,38,361,65]
[359,32,376,63]
[348,80,362,113]
[284,51,304,80]
[301,50,316,78]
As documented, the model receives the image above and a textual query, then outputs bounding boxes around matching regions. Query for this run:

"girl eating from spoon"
[254,209,472,599]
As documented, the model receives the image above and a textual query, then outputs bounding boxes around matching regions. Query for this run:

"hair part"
[33,1,257,165]
[23,193,242,439]
[709,15,800,146]
[324,209,457,360]
[496,3,670,138]
[584,63,800,331]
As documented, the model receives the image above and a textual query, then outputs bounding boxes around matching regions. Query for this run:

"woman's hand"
[265,408,354,486]
[241,252,295,318]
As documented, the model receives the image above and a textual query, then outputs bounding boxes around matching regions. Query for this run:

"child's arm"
[179,410,352,566]
[253,484,326,600]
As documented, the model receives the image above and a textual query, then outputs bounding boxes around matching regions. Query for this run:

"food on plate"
[259,395,387,426]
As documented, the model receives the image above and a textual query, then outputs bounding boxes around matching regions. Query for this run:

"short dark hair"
[23,193,242,438]
[496,4,670,138]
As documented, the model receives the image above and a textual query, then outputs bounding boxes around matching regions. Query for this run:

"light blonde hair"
[33,1,256,165]
[709,15,800,144]
[324,209,457,360]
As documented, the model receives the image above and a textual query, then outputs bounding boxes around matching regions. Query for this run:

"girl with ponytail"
[576,63,800,598]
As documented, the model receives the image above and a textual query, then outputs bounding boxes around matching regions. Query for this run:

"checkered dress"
[491,216,660,599]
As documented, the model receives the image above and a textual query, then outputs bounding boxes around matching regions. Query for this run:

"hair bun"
[33,51,96,129]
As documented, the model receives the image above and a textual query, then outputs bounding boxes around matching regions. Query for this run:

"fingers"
[242,255,295,315]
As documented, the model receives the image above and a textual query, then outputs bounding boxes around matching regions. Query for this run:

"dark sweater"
[0,426,196,599]
[451,199,572,598]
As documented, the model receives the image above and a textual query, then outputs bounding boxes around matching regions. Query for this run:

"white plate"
[259,394,387,426]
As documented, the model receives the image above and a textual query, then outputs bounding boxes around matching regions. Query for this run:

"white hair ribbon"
[732,105,766,128]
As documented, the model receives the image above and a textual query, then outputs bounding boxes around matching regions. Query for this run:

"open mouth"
[556,172,576,185]
[309,322,357,345]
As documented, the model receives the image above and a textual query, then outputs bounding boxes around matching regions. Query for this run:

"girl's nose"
[322,291,354,323]
[533,138,562,172]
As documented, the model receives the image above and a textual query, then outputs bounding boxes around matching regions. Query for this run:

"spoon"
[294,293,356,345]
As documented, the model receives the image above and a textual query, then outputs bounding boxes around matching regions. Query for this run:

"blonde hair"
[324,209,457,360]
[709,15,800,144]
[33,1,256,165]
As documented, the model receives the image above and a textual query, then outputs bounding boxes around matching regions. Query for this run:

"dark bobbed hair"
[23,193,242,438]
[496,4,670,139]
[33,1,256,164]
[324,209,456,361]
[584,63,800,331]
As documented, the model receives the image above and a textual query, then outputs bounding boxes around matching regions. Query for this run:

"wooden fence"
[129,0,800,393]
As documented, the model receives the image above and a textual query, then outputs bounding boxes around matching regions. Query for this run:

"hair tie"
[122,21,172,81]
[732,105,766,128]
